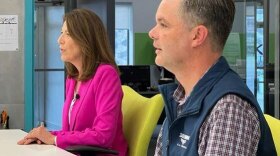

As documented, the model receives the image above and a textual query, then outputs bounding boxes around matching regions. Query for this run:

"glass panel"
[34,5,64,130]
[257,68,264,110]
[245,4,256,96]
[44,71,64,130]
[256,3,265,110]
[226,1,267,111]
[115,3,133,65]
[115,29,129,65]
[227,0,279,115]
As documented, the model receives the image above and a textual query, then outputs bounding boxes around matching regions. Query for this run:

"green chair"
[121,85,164,156]
[264,114,280,155]
[66,85,164,156]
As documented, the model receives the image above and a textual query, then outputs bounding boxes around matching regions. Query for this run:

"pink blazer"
[52,64,128,156]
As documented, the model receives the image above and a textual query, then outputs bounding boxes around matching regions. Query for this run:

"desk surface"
[0,129,75,156]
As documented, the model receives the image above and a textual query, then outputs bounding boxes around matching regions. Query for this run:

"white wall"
[0,0,24,129]
[116,0,161,32]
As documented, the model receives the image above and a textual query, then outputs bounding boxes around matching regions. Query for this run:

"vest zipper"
[170,110,200,128]
[166,110,199,155]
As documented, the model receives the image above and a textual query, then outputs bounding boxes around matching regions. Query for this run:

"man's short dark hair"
[180,0,235,52]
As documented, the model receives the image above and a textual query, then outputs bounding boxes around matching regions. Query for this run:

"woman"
[18,8,128,156]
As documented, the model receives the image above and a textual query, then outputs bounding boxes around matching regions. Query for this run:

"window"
[34,5,65,130]
[115,3,133,65]
[115,29,129,65]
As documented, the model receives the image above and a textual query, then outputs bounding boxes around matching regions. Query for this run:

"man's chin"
[155,59,163,67]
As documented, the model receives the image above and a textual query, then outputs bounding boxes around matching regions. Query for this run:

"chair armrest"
[65,145,119,155]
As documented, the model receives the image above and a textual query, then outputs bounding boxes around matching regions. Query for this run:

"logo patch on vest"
[176,133,190,149]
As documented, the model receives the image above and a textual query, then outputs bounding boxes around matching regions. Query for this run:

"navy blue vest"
[159,57,276,156]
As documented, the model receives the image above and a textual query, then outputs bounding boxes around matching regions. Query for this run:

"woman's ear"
[191,25,208,48]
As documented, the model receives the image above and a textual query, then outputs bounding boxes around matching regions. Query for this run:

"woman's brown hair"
[63,8,119,81]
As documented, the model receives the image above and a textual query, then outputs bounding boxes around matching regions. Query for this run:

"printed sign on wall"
[0,15,19,51]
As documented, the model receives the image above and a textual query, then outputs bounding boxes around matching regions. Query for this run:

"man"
[149,0,276,155]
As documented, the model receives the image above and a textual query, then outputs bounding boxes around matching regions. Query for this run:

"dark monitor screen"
[118,65,151,91]
[161,67,174,79]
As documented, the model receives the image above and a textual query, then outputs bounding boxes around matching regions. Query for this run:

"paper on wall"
[0,15,19,51]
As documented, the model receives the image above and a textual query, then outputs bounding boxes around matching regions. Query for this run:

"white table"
[0,129,75,156]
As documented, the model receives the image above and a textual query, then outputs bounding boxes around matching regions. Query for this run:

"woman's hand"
[17,126,55,145]
[17,137,42,145]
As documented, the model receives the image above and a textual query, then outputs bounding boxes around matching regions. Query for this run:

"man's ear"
[191,25,208,48]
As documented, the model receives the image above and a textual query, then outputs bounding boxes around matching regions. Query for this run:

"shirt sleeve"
[198,94,260,156]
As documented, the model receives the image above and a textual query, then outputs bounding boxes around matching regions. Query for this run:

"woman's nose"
[57,34,63,44]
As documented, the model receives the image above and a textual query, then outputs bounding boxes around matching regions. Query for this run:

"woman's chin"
[60,56,65,61]
[60,55,68,62]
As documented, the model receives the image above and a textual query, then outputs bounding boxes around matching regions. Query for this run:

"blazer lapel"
[63,78,76,131]
[69,78,93,130]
